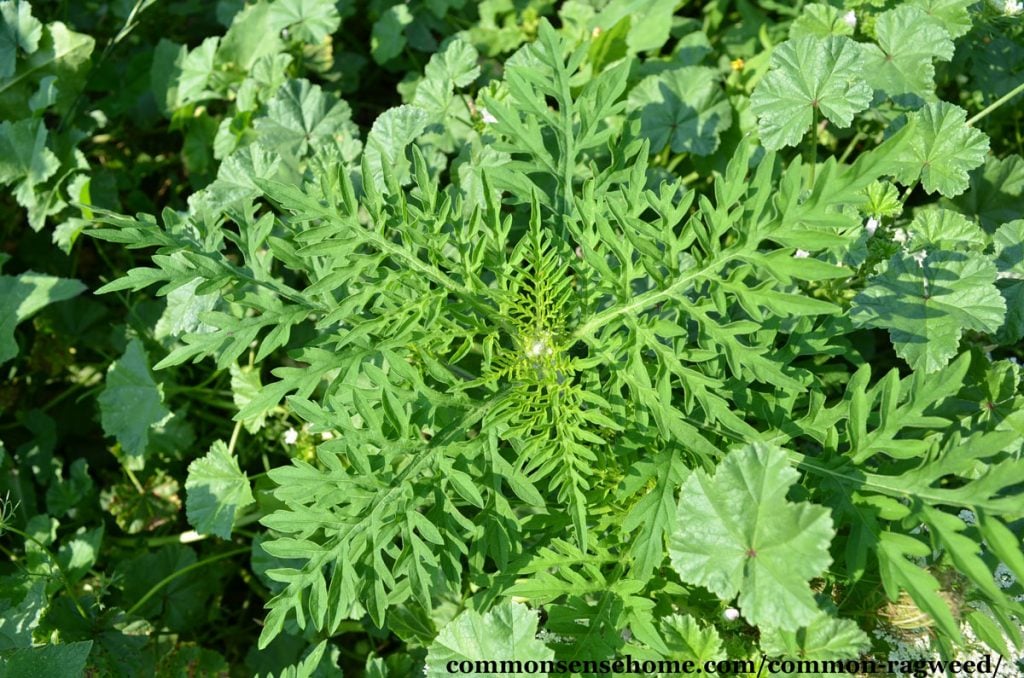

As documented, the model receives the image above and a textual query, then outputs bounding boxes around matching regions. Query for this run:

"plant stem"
[126,547,248,616]
[227,420,243,456]
[967,80,1024,127]
[838,132,865,165]
[808,107,818,187]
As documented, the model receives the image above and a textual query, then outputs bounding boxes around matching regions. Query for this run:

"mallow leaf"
[851,251,1005,373]
[0,0,43,77]
[750,35,871,151]
[364,104,428,187]
[788,4,854,39]
[0,641,93,677]
[659,613,725,664]
[0,118,60,229]
[0,270,85,364]
[0,19,93,119]
[909,0,975,39]
[994,220,1024,343]
[949,154,1024,232]
[894,102,989,198]
[424,602,554,677]
[98,338,171,464]
[628,66,732,156]
[760,610,869,661]
[254,78,359,162]
[371,4,411,64]
[185,440,254,539]
[861,5,953,99]
[668,442,834,630]
[268,0,340,44]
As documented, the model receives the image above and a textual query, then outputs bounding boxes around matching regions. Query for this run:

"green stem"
[127,547,248,616]
[808,107,818,187]
[227,420,243,456]
[123,464,145,494]
[838,132,865,165]
[967,80,1024,127]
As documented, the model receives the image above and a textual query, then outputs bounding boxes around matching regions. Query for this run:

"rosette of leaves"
[85,17,1024,670]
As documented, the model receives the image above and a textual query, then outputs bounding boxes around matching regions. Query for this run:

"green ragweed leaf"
[894,102,989,198]
[760,610,869,661]
[627,66,732,156]
[0,0,43,77]
[98,338,171,464]
[668,442,834,630]
[424,602,554,677]
[0,270,84,364]
[861,5,953,99]
[750,36,871,151]
[186,440,254,539]
[851,251,1006,372]
[994,220,1024,343]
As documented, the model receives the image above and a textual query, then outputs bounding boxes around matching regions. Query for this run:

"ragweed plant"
[58,7,1024,676]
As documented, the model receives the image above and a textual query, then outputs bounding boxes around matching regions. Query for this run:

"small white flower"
[794,249,810,259]
[958,509,976,525]
[1004,0,1023,15]
[995,562,1016,589]
[321,431,334,440]
[893,228,908,245]
[283,427,299,445]
[843,10,857,28]
[866,216,879,236]
[912,250,927,267]
[723,607,740,621]
[528,339,553,358]
[479,107,498,124]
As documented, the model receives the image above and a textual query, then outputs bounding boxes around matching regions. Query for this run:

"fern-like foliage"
[87,18,1023,666]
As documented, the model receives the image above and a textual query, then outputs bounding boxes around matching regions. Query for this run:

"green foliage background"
[1,0,1023,676]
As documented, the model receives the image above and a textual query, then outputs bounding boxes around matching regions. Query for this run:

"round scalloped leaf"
[98,338,171,464]
[628,66,732,156]
[760,610,870,660]
[861,5,953,99]
[893,102,990,198]
[994,220,1024,343]
[185,440,255,539]
[750,35,871,151]
[851,251,1005,372]
[669,442,834,630]
[424,602,554,677]
[788,4,854,39]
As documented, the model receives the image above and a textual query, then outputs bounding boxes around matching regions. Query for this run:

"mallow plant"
[20,5,1021,676]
